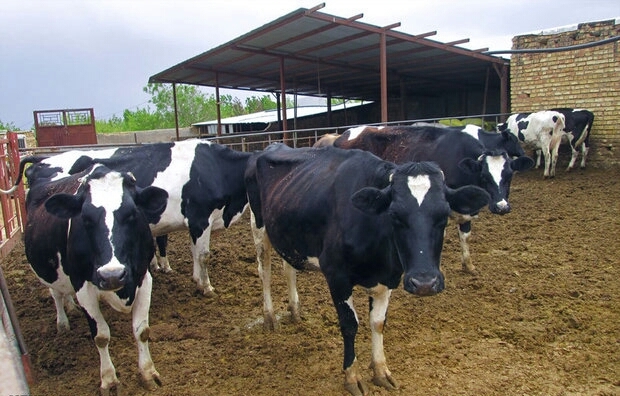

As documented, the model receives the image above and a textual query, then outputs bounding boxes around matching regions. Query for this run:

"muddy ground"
[2,161,619,396]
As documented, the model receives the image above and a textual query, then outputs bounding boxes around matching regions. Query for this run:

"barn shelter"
[149,3,510,136]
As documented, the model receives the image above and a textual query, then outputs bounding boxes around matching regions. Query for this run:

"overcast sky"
[1,0,618,130]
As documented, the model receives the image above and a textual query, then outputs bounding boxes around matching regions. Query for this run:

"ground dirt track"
[2,159,619,396]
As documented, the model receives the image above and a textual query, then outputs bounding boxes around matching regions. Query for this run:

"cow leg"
[367,284,398,391]
[49,288,71,333]
[191,226,216,296]
[535,149,542,169]
[549,140,561,178]
[566,138,578,171]
[150,235,172,273]
[76,285,120,394]
[580,142,589,169]
[131,272,161,390]
[283,261,301,323]
[327,277,367,396]
[251,211,278,330]
[458,221,476,274]
[542,146,552,178]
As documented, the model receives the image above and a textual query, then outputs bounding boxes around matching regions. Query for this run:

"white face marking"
[346,126,368,141]
[485,156,506,187]
[407,175,431,206]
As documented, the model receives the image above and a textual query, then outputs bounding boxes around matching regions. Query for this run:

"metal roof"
[149,3,509,103]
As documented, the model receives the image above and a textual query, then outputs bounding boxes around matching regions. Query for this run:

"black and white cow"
[331,125,534,274]
[8,139,252,295]
[246,144,489,395]
[457,124,526,158]
[496,110,566,177]
[550,108,595,171]
[24,164,168,393]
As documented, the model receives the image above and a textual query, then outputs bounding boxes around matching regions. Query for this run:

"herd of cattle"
[1,107,594,395]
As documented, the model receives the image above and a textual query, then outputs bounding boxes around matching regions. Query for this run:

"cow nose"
[491,200,511,215]
[405,274,444,296]
[97,265,127,291]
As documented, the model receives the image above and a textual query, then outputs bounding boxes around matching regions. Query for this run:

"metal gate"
[34,108,97,147]
[0,132,26,259]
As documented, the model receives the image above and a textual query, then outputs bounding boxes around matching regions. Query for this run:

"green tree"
[0,119,18,130]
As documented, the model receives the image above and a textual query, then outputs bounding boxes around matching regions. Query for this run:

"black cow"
[550,108,595,171]
[246,144,489,395]
[333,125,534,274]
[7,139,252,295]
[457,124,525,158]
[24,164,168,393]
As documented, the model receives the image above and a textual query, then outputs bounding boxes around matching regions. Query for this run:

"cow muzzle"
[490,200,511,215]
[96,264,128,291]
[404,273,444,296]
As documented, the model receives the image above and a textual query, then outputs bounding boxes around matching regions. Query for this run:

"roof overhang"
[149,3,509,102]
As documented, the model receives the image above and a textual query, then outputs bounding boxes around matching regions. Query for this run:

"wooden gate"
[0,132,26,259]
[34,108,97,147]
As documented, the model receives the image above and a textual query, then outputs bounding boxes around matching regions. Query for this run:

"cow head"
[499,130,526,158]
[351,162,489,296]
[458,151,534,215]
[45,165,168,292]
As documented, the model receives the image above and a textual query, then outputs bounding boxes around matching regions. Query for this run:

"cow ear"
[445,185,489,215]
[135,186,169,224]
[511,156,535,172]
[351,187,391,215]
[500,130,511,140]
[458,158,482,175]
[45,193,84,219]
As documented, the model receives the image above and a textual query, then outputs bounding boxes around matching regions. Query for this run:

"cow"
[313,132,340,147]
[24,163,169,393]
[550,108,595,171]
[496,110,566,178]
[245,143,489,395]
[5,139,252,296]
[457,124,526,158]
[331,125,534,275]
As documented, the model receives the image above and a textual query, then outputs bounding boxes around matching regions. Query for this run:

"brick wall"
[510,19,619,168]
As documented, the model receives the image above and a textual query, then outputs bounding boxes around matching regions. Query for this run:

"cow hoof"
[141,371,162,390]
[372,374,399,390]
[344,380,369,396]
[263,314,277,331]
[100,382,121,396]
[202,288,217,298]
[462,265,478,276]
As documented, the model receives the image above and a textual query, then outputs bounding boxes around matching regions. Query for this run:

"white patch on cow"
[345,296,359,324]
[485,155,506,188]
[305,256,320,270]
[46,148,118,181]
[407,175,431,206]
[346,126,369,141]
[461,124,480,139]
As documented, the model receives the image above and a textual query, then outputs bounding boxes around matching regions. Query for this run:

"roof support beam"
[380,31,388,123]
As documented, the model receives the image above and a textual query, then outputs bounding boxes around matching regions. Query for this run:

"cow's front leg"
[76,285,119,395]
[49,288,71,333]
[132,272,161,390]
[191,227,216,296]
[367,284,398,391]
[328,279,366,396]
[151,235,172,273]
[458,221,476,274]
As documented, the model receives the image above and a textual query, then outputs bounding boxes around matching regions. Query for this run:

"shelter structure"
[149,3,510,136]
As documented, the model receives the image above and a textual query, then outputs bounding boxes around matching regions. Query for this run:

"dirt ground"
[2,161,619,396]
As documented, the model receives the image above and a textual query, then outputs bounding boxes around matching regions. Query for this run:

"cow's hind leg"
[131,272,161,390]
[191,227,216,296]
[76,286,120,395]
[251,211,278,330]
[368,284,398,391]
[151,235,172,273]
[283,261,300,323]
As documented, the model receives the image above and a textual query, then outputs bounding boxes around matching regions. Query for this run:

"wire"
[484,35,620,55]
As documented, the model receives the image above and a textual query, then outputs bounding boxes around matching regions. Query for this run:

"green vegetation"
[0,119,18,130]
[95,84,281,133]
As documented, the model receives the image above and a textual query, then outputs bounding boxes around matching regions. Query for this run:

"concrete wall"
[510,19,619,167]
